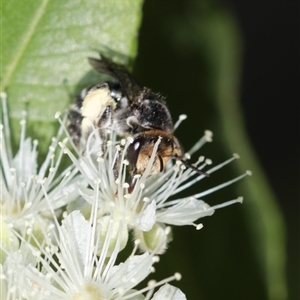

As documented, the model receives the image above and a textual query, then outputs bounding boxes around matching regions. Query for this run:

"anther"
[148,280,156,287]
[204,130,213,142]
[127,136,134,143]
[54,112,61,119]
[205,158,212,165]
[184,153,191,160]
[196,223,203,230]
[174,272,182,281]
[237,197,243,203]
[152,256,160,263]
[94,178,101,184]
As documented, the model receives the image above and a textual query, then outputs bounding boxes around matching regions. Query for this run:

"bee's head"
[127,132,177,176]
[126,131,209,181]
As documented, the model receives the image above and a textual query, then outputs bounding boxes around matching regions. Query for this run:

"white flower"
[0,93,186,299]
[152,284,187,300]
[57,113,250,254]
[0,244,36,299]
[20,183,185,300]
[0,93,81,261]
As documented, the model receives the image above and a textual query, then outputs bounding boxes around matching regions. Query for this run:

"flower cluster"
[0,92,250,299]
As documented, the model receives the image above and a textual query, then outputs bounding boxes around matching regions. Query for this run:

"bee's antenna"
[176,156,210,177]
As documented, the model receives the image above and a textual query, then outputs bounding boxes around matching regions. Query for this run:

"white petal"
[49,180,81,209]
[156,198,214,225]
[60,211,90,269]
[13,138,37,181]
[0,265,8,300]
[66,196,92,219]
[77,184,94,204]
[97,215,128,256]
[107,252,152,291]
[0,217,20,263]
[2,247,36,299]
[135,200,156,231]
[152,284,187,300]
[123,289,145,300]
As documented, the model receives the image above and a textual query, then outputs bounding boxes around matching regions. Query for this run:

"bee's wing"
[88,56,142,105]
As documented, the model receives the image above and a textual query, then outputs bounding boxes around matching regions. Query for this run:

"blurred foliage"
[1,0,289,299]
[135,1,288,299]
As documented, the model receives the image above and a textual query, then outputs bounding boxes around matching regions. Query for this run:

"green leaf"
[2,0,143,152]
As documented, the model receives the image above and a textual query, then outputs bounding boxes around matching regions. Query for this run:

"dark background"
[134,0,299,299]
[231,3,299,300]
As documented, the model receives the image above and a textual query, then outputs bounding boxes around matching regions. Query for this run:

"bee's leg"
[97,106,113,149]
[68,109,83,147]
[113,151,121,179]
[113,152,136,195]
[112,139,126,180]
[98,106,113,127]
[128,176,137,194]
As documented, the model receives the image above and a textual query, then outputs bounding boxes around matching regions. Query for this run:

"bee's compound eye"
[127,140,141,168]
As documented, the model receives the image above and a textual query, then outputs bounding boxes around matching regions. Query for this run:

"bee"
[68,81,125,148]
[69,55,207,178]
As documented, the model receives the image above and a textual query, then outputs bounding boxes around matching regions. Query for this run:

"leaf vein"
[2,0,50,89]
